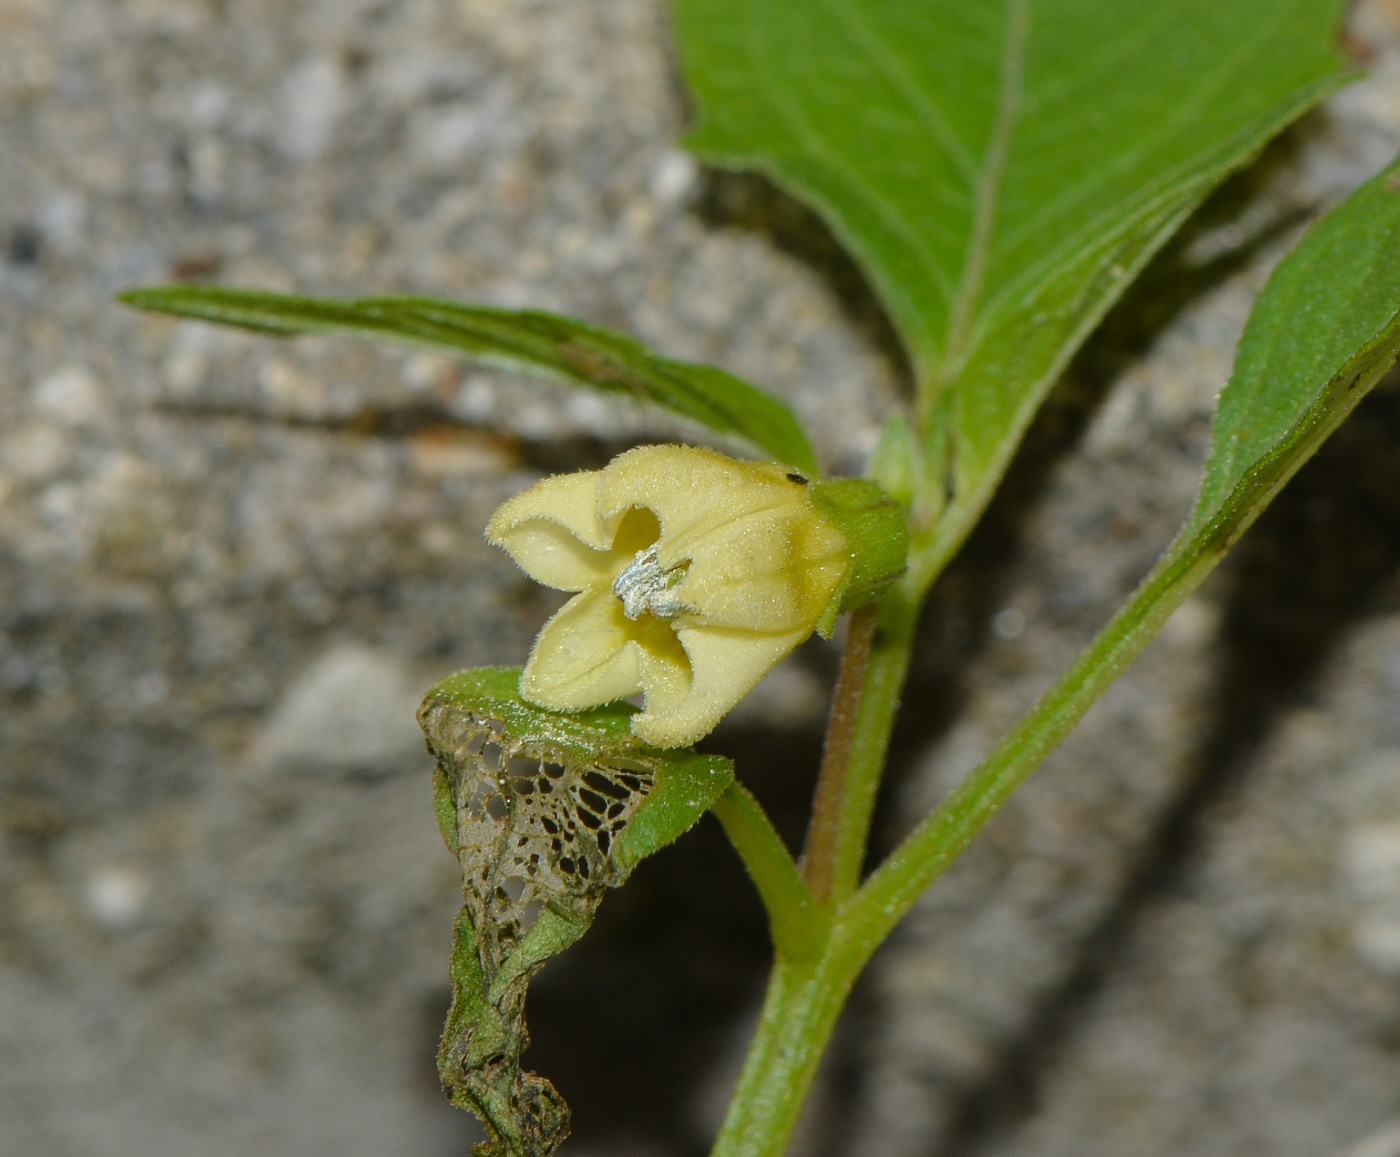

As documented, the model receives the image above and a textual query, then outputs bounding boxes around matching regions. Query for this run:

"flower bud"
[486,445,907,747]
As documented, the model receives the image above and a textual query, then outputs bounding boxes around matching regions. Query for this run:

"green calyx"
[808,477,909,638]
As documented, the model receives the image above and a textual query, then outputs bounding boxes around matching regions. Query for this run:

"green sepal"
[809,478,909,638]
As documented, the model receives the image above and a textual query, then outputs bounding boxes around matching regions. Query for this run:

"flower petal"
[520,592,641,709]
[676,505,846,632]
[596,444,810,568]
[629,624,807,748]
[634,621,692,716]
[486,470,613,591]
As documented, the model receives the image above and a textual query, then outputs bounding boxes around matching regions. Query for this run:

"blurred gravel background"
[3,1,1400,1155]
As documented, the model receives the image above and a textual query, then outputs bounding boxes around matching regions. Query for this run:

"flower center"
[612,544,689,620]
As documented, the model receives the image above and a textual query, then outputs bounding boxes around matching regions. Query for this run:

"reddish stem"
[801,603,878,903]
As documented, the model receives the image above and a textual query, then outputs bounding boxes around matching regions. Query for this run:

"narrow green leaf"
[858,153,1400,945]
[674,0,1350,541]
[1192,160,1400,532]
[118,286,819,474]
[418,667,732,1156]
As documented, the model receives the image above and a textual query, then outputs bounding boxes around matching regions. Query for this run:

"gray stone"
[4,0,1400,1154]
[0,1,890,1152]
[252,643,427,772]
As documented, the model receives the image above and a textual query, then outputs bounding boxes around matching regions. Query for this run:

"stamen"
[612,544,689,620]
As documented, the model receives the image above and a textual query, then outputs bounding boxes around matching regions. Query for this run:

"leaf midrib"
[943,0,1029,372]
[952,50,1335,376]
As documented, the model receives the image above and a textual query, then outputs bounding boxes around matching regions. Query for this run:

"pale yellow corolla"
[486,444,849,747]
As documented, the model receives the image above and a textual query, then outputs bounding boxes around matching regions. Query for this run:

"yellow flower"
[486,445,850,747]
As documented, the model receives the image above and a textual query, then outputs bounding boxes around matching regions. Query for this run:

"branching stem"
[709,497,1236,1157]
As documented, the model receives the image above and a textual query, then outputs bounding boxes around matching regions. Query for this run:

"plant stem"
[707,496,965,1156]
[849,525,1224,946]
[824,581,921,901]
[712,782,827,960]
[708,509,1219,1157]
[707,580,924,1157]
[801,603,877,902]
[708,927,864,1157]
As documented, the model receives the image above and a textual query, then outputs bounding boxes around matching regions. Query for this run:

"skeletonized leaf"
[418,667,732,1157]
[118,286,819,474]
[674,0,1349,524]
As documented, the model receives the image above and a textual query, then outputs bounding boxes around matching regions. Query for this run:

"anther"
[612,544,689,620]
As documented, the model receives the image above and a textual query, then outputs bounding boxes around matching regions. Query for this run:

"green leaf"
[1191,159,1400,534]
[674,0,1350,541]
[859,153,1400,944]
[118,286,819,474]
[418,667,733,1156]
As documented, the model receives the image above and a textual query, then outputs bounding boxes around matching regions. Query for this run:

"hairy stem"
[825,582,921,901]
[713,782,827,960]
[708,495,960,1156]
[801,603,878,902]
[708,579,925,1157]
[849,524,1225,952]
[708,929,863,1157]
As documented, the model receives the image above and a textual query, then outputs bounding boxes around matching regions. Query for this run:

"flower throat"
[612,543,690,620]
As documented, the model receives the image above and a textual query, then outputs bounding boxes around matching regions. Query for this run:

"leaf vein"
[742,13,958,315]
[997,20,1286,268]
[944,0,1029,369]
[813,0,980,186]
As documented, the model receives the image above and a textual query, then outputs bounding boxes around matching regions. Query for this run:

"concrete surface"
[3,1,1400,1155]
